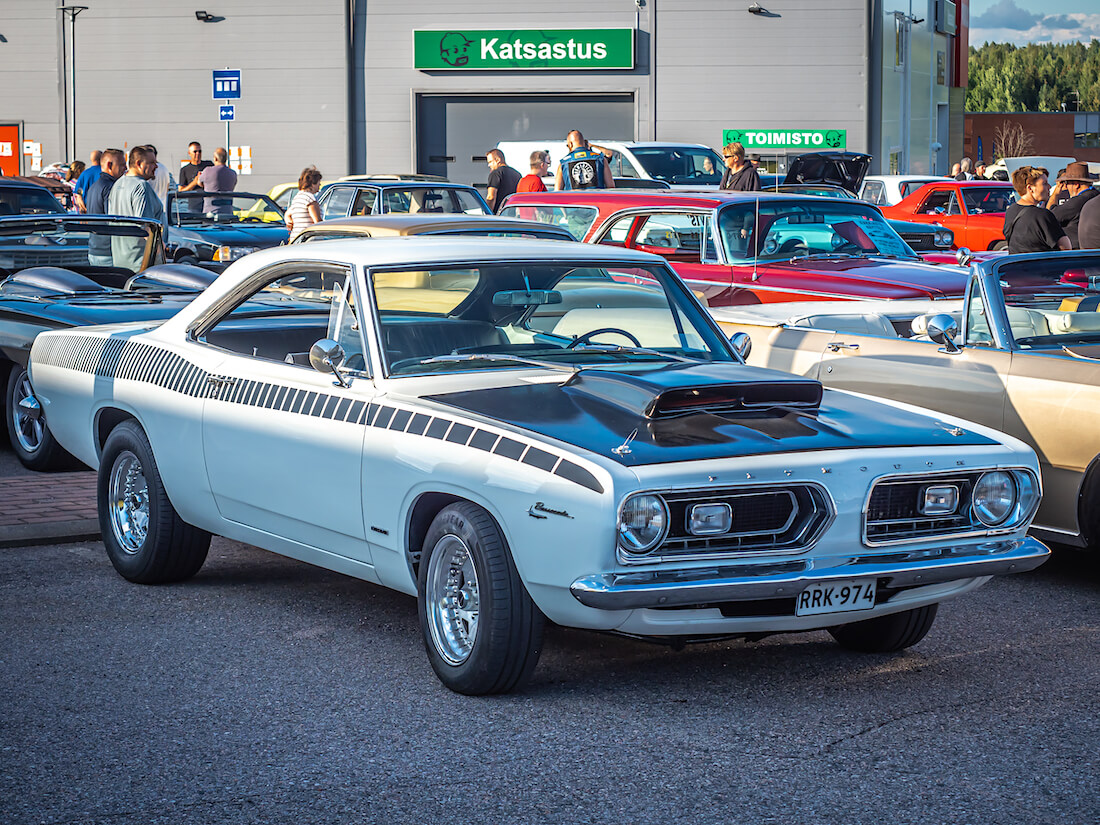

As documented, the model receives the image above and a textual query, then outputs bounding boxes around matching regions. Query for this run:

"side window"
[609,151,637,178]
[965,278,991,346]
[862,181,886,205]
[320,187,354,219]
[946,192,962,215]
[199,264,367,371]
[276,187,297,211]
[597,215,636,246]
[351,190,377,216]
[635,213,708,259]
[917,190,952,215]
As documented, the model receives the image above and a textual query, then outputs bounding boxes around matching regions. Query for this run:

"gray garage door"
[417,94,635,188]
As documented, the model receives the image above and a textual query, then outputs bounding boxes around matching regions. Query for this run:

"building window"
[894,16,906,70]
[937,51,946,85]
[1075,113,1099,148]
[889,149,902,175]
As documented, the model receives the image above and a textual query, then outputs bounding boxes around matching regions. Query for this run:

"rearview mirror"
[310,338,350,387]
[926,315,960,353]
[492,289,562,307]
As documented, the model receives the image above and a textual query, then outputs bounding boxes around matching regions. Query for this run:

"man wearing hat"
[974,160,988,180]
[1046,162,1098,248]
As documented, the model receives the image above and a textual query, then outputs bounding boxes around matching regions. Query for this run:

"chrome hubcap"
[108,451,150,554]
[12,372,44,454]
[425,535,480,665]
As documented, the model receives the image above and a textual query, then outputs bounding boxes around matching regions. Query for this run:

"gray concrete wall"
[0,0,348,194]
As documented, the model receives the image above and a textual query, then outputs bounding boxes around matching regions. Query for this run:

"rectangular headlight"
[920,484,959,515]
[688,503,732,536]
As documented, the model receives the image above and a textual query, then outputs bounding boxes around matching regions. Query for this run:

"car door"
[195,259,377,562]
[812,278,1010,432]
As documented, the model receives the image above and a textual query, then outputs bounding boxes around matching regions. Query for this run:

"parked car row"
[6,169,1098,697]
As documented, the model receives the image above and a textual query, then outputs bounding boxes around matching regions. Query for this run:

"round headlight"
[618,494,669,555]
[972,471,1017,526]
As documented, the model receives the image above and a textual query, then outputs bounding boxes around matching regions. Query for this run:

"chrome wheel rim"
[425,534,480,666]
[108,451,150,554]
[12,371,44,454]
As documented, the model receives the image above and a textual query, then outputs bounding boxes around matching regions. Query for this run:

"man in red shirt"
[518,150,549,193]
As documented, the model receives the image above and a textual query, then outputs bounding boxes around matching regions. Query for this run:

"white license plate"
[795,578,877,616]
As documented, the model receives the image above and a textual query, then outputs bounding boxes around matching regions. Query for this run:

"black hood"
[784,152,872,194]
[426,362,996,466]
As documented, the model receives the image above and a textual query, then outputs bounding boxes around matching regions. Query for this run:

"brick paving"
[0,471,100,545]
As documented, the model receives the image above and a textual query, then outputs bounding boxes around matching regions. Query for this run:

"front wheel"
[828,604,938,653]
[98,420,211,584]
[418,502,544,695]
[991,240,1008,252]
[6,365,74,471]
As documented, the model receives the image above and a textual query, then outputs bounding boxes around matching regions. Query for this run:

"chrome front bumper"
[569,537,1049,610]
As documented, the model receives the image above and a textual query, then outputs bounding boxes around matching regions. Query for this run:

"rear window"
[0,186,64,216]
[498,205,598,240]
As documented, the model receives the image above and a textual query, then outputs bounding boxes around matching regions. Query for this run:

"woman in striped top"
[286,166,323,241]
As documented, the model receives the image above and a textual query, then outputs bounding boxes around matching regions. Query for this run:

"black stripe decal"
[36,334,603,493]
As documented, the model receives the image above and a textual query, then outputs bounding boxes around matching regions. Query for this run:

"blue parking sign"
[212,69,241,100]
[219,105,235,121]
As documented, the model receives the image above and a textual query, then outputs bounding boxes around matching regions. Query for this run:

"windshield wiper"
[569,344,697,363]
[794,252,862,261]
[408,353,579,373]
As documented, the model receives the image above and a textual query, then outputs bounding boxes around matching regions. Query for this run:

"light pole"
[58,5,88,161]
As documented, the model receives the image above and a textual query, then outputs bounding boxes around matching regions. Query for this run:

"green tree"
[968,39,1100,112]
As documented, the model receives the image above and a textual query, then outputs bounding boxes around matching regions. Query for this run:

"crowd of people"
[1004,162,1099,253]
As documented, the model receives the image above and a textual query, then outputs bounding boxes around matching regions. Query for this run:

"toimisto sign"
[414,29,635,70]
[722,129,847,151]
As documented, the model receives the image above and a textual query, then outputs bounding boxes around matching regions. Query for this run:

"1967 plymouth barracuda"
[709,250,1100,550]
[500,191,971,307]
[28,238,1048,693]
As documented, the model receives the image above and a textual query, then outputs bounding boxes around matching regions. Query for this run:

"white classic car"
[28,238,1049,694]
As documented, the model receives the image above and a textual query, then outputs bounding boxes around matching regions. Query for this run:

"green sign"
[414,29,635,70]
[722,128,847,151]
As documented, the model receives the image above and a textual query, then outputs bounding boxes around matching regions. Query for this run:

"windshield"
[498,204,599,240]
[717,200,918,262]
[169,193,285,226]
[0,186,65,215]
[379,187,489,215]
[961,186,1015,214]
[989,256,1100,348]
[367,261,734,376]
[0,219,159,274]
[629,147,725,185]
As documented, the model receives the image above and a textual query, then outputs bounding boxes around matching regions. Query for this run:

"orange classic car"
[501,190,970,307]
[879,180,1017,252]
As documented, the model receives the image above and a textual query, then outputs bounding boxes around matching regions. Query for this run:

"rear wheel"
[828,604,938,653]
[98,420,211,584]
[991,240,1008,252]
[6,365,74,471]
[418,502,544,695]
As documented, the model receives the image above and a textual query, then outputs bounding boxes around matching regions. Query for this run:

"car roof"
[0,178,59,191]
[298,214,573,236]
[323,180,479,190]
[504,190,876,208]
[864,175,949,183]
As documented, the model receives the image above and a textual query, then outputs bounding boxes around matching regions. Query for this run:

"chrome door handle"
[826,342,860,352]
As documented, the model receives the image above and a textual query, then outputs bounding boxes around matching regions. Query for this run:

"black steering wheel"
[567,328,642,349]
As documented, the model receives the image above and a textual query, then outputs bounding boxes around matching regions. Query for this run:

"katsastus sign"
[722,129,848,151]
[414,29,635,70]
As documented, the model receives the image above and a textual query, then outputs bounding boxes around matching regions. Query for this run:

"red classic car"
[879,180,1016,252]
[500,190,969,306]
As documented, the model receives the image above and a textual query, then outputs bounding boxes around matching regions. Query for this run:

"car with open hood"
[500,190,971,307]
[166,191,289,271]
[0,214,221,470]
[709,250,1100,551]
[27,237,1047,694]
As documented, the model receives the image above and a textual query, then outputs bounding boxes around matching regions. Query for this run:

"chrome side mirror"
[310,338,350,387]
[926,314,960,353]
[729,331,752,361]
[956,247,973,266]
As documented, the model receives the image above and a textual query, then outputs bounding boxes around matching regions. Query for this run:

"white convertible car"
[28,238,1048,694]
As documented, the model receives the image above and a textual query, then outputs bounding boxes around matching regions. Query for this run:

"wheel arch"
[94,406,142,460]
[405,492,465,578]
[1077,453,1100,550]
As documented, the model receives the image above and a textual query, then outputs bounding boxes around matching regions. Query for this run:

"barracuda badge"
[528,502,573,520]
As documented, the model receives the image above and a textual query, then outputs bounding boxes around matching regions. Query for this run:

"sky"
[968,0,1100,46]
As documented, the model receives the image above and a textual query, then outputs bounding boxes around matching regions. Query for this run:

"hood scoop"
[563,363,822,419]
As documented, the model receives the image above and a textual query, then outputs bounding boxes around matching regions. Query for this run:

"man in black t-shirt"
[178,141,213,191]
[485,149,521,214]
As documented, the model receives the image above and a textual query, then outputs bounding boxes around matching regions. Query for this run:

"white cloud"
[970,11,1100,46]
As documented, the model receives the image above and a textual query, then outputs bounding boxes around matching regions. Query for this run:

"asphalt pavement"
[2,534,1097,825]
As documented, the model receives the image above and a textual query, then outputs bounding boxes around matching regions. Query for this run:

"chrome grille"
[620,484,833,564]
[865,472,981,544]
[897,231,935,251]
